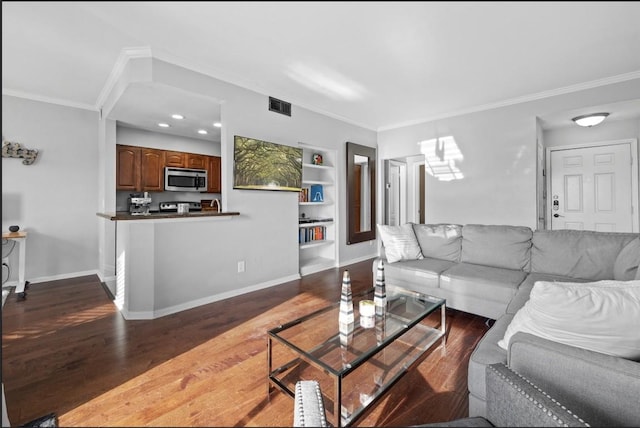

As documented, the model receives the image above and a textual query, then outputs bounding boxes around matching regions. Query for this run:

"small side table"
[2,231,28,299]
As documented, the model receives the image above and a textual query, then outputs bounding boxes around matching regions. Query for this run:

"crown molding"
[1,88,96,111]
[94,46,153,111]
[378,70,640,132]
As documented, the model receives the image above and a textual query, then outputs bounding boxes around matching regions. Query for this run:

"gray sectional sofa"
[376,223,640,421]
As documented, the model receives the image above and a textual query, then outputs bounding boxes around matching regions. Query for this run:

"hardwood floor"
[2,259,489,427]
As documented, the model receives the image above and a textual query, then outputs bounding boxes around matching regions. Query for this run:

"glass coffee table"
[267,285,446,427]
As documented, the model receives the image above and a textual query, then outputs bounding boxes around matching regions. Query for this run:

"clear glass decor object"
[339,270,354,345]
[374,259,387,315]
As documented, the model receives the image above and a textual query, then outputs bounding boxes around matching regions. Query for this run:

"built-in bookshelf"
[298,143,337,276]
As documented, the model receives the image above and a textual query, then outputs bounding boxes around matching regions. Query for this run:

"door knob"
[553,213,564,218]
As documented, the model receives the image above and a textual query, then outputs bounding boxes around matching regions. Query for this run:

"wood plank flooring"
[2,259,489,426]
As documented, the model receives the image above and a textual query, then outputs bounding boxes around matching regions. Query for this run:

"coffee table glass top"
[269,286,445,375]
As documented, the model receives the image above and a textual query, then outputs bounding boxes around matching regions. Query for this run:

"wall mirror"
[346,142,376,244]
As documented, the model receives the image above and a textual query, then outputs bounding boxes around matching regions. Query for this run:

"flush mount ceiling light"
[197,129,208,135]
[171,114,185,120]
[571,112,609,127]
[158,122,170,128]
[213,122,222,128]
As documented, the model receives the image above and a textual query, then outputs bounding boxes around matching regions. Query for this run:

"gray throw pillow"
[377,224,424,263]
[614,237,640,281]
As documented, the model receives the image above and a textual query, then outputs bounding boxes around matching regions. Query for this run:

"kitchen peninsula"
[97,210,241,320]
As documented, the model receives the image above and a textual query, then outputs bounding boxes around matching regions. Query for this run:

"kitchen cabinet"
[205,156,221,193]
[140,148,164,191]
[116,144,221,193]
[164,151,186,167]
[116,145,163,191]
[186,153,207,169]
[116,145,140,190]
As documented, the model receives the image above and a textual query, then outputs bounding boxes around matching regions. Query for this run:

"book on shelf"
[310,184,324,202]
[299,225,327,244]
[299,187,310,202]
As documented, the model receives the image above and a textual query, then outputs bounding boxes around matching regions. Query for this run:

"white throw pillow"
[377,224,424,263]
[498,279,640,360]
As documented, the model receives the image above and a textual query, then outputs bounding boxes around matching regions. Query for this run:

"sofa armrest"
[293,380,327,427]
[507,332,640,426]
[486,363,590,427]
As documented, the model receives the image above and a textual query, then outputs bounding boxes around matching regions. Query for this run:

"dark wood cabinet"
[116,144,221,193]
[116,145,141,190]
[140,148,164,191]
[164,151,186,167]
[186,154,207,170]
[205,156,221,193]
[116,145,163,191]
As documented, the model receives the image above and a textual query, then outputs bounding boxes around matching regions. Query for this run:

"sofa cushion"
[531,229,637,280]
[499,279,640,360]
[412,223,463,262]
[505,273,590,315]
[441,263,526,305]
[377,224,424,263]
[468,314,513,406]
[461,224,532,271]
[614,237,640,281]
[383,257,455,289]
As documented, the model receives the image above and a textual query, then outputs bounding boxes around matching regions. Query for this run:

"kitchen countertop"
[97,211,240,221]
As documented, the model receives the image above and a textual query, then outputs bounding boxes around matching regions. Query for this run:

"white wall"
[116,125,221,155]
[149,58,379,270]
[543,117,640,148]
[378,78,640,229]
[96,57,378,302]
[2,95,100,283]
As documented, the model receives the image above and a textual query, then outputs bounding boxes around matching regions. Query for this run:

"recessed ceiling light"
[571,112,609,127]
[158,123,170,128]
[197,129,208,135]
[213,122,222,128]
[171,114,185,120]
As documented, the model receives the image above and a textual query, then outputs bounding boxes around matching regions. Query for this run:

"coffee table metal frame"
[267,285,446,427]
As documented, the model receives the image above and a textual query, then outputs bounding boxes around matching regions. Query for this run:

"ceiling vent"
[269,96,291,117]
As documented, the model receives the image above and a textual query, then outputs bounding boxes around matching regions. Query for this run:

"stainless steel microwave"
[164,167,208,192]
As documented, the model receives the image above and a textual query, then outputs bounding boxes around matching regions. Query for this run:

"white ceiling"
[3,1,640,138]
[108,83,222,142]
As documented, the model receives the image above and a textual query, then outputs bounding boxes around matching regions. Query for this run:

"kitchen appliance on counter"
[128,193,152,216]
[164,167,207,192]
[158,201,202,213]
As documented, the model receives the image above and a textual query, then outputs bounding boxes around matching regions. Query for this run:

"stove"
[158,201,202,212]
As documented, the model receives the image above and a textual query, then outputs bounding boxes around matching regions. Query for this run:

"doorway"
[414,162,426,223]
[384,160,407,226]
[546,139,638,232]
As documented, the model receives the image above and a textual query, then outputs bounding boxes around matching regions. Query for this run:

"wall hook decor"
[2,137,39,165]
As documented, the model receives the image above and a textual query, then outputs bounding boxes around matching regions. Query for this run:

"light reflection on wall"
[285,61,367,101]
[115,250,126,311]
[419,136,464,181]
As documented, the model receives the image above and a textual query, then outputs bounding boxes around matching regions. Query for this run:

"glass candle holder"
[359,299,375,328]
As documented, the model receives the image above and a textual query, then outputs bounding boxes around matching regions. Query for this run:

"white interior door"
[385,160,407,226]
[387,163,401,226]
[549,142,635,232]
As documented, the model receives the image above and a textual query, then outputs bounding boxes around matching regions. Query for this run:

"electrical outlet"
[237,260,245,273]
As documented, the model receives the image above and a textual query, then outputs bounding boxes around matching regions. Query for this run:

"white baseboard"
[2,269,100,287]
[118,273,302,320]
[97,272,117,296]
[339,253,378,268]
